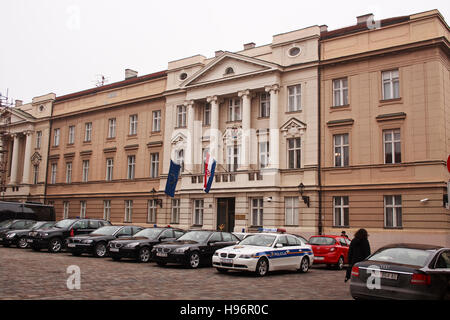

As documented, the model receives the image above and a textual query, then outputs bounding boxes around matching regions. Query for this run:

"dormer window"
[225,67,235,75]
[288,46,301,57]
[179,72,188,81]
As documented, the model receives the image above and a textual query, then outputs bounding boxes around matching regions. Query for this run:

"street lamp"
[298,182,310,207]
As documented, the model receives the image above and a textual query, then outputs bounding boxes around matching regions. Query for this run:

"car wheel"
[94,242,107,258]
[299,256,310,273]
[217,268,228,274]
[336,256,344,270]
[48,238,62,253]
[256,257,269,277]
[188,251,201,269]
[138,247,151,263]
[17,237,28,249]
[156,261,167,267]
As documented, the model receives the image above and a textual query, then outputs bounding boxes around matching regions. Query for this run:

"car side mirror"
[276,243,283,248]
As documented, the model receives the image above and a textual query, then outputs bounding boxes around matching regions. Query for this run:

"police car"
[212,228,314,276]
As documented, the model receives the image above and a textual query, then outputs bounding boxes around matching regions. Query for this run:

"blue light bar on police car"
[257,227,286,233]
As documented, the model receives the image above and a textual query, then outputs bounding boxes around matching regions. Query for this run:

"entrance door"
[217,198,235,232]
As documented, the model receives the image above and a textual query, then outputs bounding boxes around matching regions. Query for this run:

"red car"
[308,235,351,270]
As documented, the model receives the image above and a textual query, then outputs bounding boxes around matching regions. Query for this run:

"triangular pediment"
[182,52,280,88]
[171,132,188,145]
[1,108,35,124]
[280,118,307,137]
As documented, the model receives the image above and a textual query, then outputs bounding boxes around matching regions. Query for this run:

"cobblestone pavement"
[0,247,352,300]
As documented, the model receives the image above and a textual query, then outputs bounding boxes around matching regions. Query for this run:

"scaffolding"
[0,91,13,195]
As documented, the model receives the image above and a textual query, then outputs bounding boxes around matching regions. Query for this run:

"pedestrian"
[345,228,371,282]
[341,231,349,238]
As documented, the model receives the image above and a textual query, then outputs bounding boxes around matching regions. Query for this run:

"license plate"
[67,243,76,248]
[381,272,398,280]
[156,252,167,257]
[27,239,33,243]
[110,248,119,252]
[314,257,324,260]
[0,238,2,241]
[221,258,233,264]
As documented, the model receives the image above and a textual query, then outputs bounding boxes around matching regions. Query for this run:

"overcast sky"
[1,0,448,104]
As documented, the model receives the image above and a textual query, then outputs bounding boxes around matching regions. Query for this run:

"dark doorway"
[217,198,235,232]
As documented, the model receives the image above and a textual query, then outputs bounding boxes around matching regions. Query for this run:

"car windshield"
[38,222,55,230]
[239,234,276,247]
[29,221,45,230]
[177,231,211,242]
[91,226,121,236]
[309,237,336,245]
[54,219,76,228]
[133,228,163,240]
[0,220,13,228]
[368,248,433,267]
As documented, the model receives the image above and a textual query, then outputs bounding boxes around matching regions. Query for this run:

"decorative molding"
[64,152,76,159]
[280,117,307,137]
[326,119,355,127]
[147,141,163,148]
[48,154,60,160]
[79,150,92,156]
[376,112,407,122]
[124,144,139,151]
[103,147,117,153]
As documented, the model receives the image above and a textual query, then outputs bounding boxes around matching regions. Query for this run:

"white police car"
[212,228,314,276]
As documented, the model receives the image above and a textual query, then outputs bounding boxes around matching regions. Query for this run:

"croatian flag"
[203,153,216,193]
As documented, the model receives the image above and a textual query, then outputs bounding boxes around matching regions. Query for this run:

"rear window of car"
[308,237,336,245]
[368,248,433,267]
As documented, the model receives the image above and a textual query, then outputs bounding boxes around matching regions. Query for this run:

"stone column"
[266,84,280,169]
[238,90,251,170]
[10,133,20,184]
[185,100,195,172]
[207,96,219,160]
[22,131,33,184]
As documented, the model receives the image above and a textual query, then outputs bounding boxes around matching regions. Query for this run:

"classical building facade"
[319,10,450,247]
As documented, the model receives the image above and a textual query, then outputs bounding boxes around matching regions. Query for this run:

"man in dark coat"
[345,228,371,282]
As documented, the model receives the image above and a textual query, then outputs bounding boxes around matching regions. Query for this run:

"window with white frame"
[176,105,187,128]
[51,163,57,184]
[285,197,299,226]
[36,131,42,148]
[384,195,402,228]
[175,149,184,173]
[203,103,211,126]
[227,144,240,172]
[259,141,269,169]
[287,84,301,112]
[333,78,348,107]
[152,110,161,132]
[129,114,138,135]
[106,158,114,181]
[82,160,89,182]
[260,93,270,118]
[127,155,135,179]
[334,134,349,167]
[103,200,111,221]
[251,198,264,227]
[228,98,241,121]
[124,200,133,222]
[150,153,159,178]
[53,128,60,147]
[33,165,39,184]
[383,129,401,164]
[171,199,180,223]
[80,201,87,218]
[193,199,204,226]
[84,122,92,142]
[63,201,70,219]
[108,118,116,138]
[287,138,301,169]
[65,162,72,184]
[68,125,75,144]
[147,199,157,223]
[333,196,349,227]
[382,70,400,100]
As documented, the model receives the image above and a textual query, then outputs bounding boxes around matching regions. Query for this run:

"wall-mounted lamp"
[151,188,163,208]
[298,182,310,207]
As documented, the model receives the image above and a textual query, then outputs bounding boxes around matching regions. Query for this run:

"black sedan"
[350,243,450,300]
[0,219,37,246]
[66,225,143,258]
[152,230,240,268]
[2,221,54,248]
[108,227,185,262]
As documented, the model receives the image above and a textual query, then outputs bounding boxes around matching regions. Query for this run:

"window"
[384,195,402,228]
[103,200,111,221]
[260,93,270,118]
[108,118,116,138]
[84,122,92,142]
[201,148,209,173]
[147,200,157,223]
[106,158,114,181]
[287,138,301,169]
[33,165,39,184]
[124,200,133,222]
[251,198,264,227]
[129,114,138,135]
[63,202,69,219]
[333,78,348,107]
[259,141,269,169]
[382,70,399,100]
[82,160,89,182]
[171,199,180,223]
[334,134,349,167]
[227,145,240,172]
[127,155,135,179]
[65,162,72,184]
[203,104,211,126]
[53,128,60,147]
[193,200,204,225]
[177,105,186,128]
[384,129,401,164]
[150,153,159,178]
[51,163,57,184]
[80,201,86,218]
[225,67,234,75]
[175,149,184,173]
[152,110,161,132]
[285,197,299,226]
[228,98,241,122]
[36,131,42,148]
[333,196,349,227]
[287,84,301,112]
[68,126,75,144]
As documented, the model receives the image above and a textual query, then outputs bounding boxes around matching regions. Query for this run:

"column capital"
[237,89,251,98]
[24,130,34,136]
[183,100,195,107]
[265,84,280,94]
[206,96,218,104]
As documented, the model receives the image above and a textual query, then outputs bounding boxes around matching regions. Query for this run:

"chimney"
[243,42,256,50]
[15,100,22,107]
[357,13,374,25]
[319,25,328,33]
[215,50,224,57]
[125,69,138,80]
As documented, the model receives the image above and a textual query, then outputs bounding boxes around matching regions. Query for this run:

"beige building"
[320,10,450,248]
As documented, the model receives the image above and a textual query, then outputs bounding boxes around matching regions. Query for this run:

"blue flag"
[165,160,181,197]
[203,153,216,194]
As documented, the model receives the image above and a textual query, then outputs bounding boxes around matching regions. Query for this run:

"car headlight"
[125,242,139,248]
[174,247,189,253]
[6,233,16,238]
[239,254,256,259]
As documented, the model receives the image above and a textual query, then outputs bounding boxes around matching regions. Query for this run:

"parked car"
[0,219,36,246]
[213,232,314,277]
[308,235,350,270]
[0,201,55,223]
[350,243,450,300]
[108,227,186,262]
[232,232,254,241]
[28,218,111,253]
[1,221,54,248]
[152,230,240,268]
[66,225,143,258]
